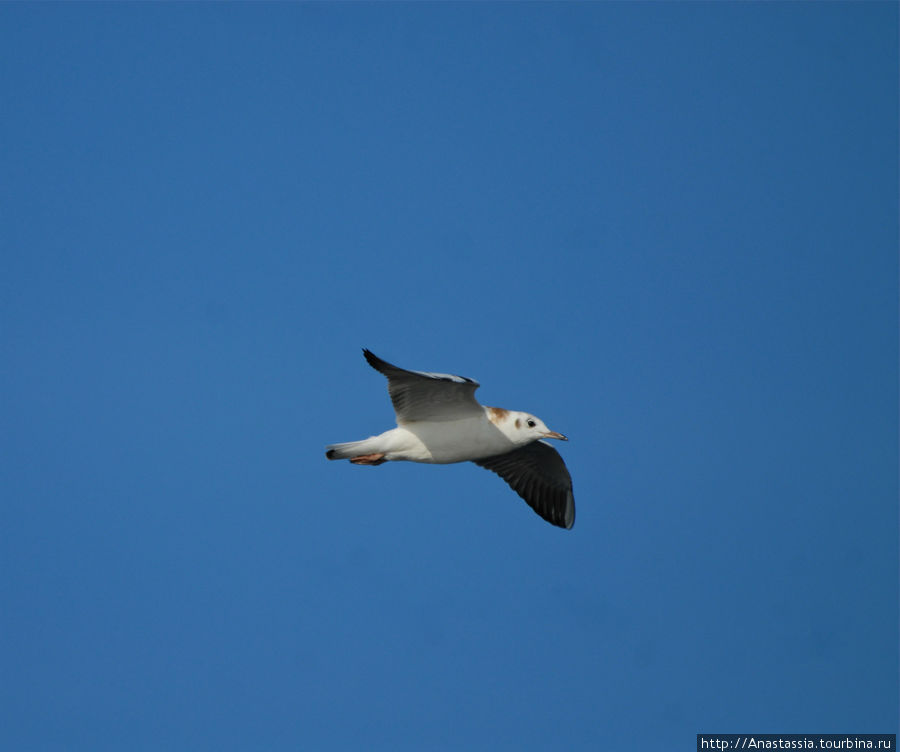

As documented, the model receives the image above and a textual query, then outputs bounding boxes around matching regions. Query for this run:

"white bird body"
[326,350,575,529]
[337,408,524,464]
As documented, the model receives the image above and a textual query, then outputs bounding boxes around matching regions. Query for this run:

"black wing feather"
[473,441,575,530]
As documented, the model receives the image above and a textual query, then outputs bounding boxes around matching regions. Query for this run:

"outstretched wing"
[363,349,483,423]
[473,440,575,530]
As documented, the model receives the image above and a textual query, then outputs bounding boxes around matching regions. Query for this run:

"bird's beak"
[543,430,568,441]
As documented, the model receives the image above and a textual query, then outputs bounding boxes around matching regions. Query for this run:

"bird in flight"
[325,350,574,529]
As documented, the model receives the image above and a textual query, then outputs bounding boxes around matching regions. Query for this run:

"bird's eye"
[527,419,536,428]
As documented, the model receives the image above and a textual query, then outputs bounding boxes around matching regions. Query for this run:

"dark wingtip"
[362,348,389,373]
[325,448,336,460]
[563,490,575,530]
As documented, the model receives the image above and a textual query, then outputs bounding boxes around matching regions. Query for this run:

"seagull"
[325,350,575,529]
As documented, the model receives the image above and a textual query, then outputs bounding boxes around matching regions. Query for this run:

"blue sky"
[1,3,897,749]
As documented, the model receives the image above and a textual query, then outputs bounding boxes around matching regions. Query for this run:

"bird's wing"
[473,440,575,529]
[363,349,483,423]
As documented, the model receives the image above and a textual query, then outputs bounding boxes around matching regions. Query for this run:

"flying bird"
[325,350,574,529]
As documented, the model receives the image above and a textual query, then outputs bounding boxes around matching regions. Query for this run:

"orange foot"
[350,453,387,466]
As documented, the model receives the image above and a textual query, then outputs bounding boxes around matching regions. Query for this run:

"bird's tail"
[325,438,380,460]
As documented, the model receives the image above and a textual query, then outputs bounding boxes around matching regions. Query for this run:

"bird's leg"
[349,453,387,466]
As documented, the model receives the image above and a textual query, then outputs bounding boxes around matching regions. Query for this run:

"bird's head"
[506,411,568,446]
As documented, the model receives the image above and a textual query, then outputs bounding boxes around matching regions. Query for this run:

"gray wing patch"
[362,349,483,423]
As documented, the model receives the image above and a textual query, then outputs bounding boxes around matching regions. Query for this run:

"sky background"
[1,3,897,750]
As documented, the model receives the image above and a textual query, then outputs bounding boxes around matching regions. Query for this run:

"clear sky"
[2,3,897,750]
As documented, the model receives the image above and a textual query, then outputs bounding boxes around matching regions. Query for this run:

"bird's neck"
[485,406,511,427]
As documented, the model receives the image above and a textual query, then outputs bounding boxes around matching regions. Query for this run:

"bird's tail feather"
[325,439,379,460]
